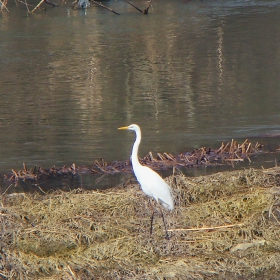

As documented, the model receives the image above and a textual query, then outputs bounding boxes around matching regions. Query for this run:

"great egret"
[118,124,174,239]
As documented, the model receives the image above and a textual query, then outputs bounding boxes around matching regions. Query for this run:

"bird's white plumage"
[134,165,174,210]
[118,124,174,211]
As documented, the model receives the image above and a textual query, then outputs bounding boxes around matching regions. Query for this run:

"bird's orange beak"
[118,126,129,130]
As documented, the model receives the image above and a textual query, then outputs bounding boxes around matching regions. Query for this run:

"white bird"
[118,124,174,239]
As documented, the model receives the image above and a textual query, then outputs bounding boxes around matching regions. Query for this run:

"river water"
[1,0,280,189]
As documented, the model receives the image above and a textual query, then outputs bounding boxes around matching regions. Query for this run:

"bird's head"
[118,124,140,132]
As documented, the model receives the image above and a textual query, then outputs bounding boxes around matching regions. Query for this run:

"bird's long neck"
[131,128,141,168]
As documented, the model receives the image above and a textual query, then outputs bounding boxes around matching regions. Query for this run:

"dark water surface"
[1,0,280,190]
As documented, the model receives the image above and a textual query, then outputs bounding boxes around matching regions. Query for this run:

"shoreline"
[1,167,280,279]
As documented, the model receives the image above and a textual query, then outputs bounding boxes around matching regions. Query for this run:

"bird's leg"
[149,201,155,236]
[160,208,170,240]
[150,210,155,235]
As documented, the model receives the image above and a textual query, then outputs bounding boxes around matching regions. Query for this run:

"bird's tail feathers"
[159,198,174,211]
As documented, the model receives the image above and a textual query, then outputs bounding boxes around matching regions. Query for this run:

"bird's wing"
[134,166,174,210]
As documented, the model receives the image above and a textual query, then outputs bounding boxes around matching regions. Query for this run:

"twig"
[157,153,165,161]
[31,0,45,13]
[44,0,58,6]
[23,162,27,173]
[147,151,154,161]
[0,0,9,12]
[168,223,243,232]
[125,0,142,13]
[229,139,234,154]
[142,2,151,14]
[95,174,106,184]
[36,185,47,195]
[164,152,176,161]
[67,265,76,278]
[11,169,18,178]
[220,142,230,154]
[1,184,13,196]
[246,142,251,153]
[94,160,106,172]
[92,0,120,15]
[270,211,280,225]
[16,0,36,9]
[71,0,78,9]
[125,0,152,14]
[217,142,224,154]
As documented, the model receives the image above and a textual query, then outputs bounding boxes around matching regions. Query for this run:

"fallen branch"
[92,0,120,15]
[168,223,244,232]
[16,0,36,9]
[125,0,142,13]
[1,184,12,196]
[0,0,9,12]
[23,0,30,12]
[31,0,45,13]
[44,0,58,7]
[3,138,268,184]
[125,0,151,14]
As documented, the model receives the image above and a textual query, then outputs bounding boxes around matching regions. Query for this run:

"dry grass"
[1,167,280,279]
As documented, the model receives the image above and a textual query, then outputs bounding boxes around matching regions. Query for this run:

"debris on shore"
[1,0,152,15]
[4,139,266,186]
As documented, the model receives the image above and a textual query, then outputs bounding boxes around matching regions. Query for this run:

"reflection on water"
[0,0,280,180]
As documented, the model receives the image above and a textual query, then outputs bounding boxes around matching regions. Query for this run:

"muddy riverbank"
[1,167,280,279]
